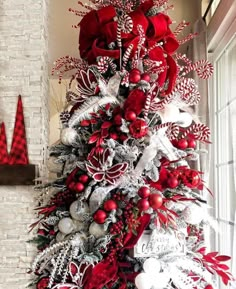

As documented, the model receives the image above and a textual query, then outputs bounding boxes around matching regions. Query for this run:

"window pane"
[212,33,236,279]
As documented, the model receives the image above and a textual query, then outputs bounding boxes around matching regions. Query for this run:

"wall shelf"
[0,164,37,186]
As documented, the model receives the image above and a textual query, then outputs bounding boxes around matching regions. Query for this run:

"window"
[212,33,236,277]
[211,0,220,15]
[207,1,236,286]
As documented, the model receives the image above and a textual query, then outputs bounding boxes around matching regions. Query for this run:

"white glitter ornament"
[58,217,75,235]
[135,273,153,289]
[143,258,161,275]
[182,204,204,225]
[152,272,170,289]
[70,201,90,221]
[61,127,78,146]
[89,222,107,238]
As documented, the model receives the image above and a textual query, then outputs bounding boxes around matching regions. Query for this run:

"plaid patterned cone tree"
[0,122,9,164]
[9,95,29,165]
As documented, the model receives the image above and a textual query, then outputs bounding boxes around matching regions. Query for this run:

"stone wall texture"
[0,0,49,288]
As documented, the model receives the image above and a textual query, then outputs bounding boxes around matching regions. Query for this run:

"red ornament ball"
[129,119,148,139]
[114,114,122,126]
[205,285,214,289]
[167,176,179,189]
[110,132,119,140]
[141,73,151,82]
[171,139,178,147]
[138,186,151,199]
[74,182,85,193]
[129,69,141,84]
[130,68,141,74]
[177,139,188,150]
[125,110,137,122]
[148,194,163,210]
[104,200,118,211]
[182,169,201,188]
[137,199,150,211]
[188,139,196,149]
[37,278,50,289]
[79,174,89,184]
[93,210,107,224]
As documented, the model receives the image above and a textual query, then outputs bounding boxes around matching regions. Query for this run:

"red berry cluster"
[50,190,76,207]
[113,191,126,202]
[107,234,124,263]
[110,220,123,235]
[129,68,151,84]
[137,186,163,212]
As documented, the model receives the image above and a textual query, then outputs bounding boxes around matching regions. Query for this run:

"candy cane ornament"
[154,122,180,140]
[181,123,211,142]
[117,13,133,48]
[169,78,201,106]
[97,56,117,74]
[122,44,134,69]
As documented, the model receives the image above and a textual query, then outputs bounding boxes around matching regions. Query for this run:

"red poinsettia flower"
[86,148,128,184]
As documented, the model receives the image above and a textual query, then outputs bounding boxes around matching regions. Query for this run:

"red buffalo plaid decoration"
[9,95,29,165]
[0,122,9,164]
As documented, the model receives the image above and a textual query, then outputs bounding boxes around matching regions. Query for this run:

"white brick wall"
[0,0,49,288]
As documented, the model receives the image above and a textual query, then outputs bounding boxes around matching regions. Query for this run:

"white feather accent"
[68,96,118,127]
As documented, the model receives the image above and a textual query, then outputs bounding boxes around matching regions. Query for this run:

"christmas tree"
[30,1,234,289]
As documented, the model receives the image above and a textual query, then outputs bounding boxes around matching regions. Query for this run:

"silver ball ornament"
[56,232,66,242]
[70,201,90,221]
[89,222,107,238]
[58,217,75,235]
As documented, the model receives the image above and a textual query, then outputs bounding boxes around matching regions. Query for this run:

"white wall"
[0,0,49,288]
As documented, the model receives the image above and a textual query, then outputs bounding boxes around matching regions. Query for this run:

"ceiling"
[48,0,202,78]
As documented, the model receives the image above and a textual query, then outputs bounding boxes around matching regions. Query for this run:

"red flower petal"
[215,255,231,262]
[102,148,110,165]
[101,128,109,138]
[86,164,99,175]
[93,172,105,181]
[101,121,113,129]
[88,131,100,144]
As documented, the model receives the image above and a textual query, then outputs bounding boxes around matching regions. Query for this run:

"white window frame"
[207,0,236,284]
